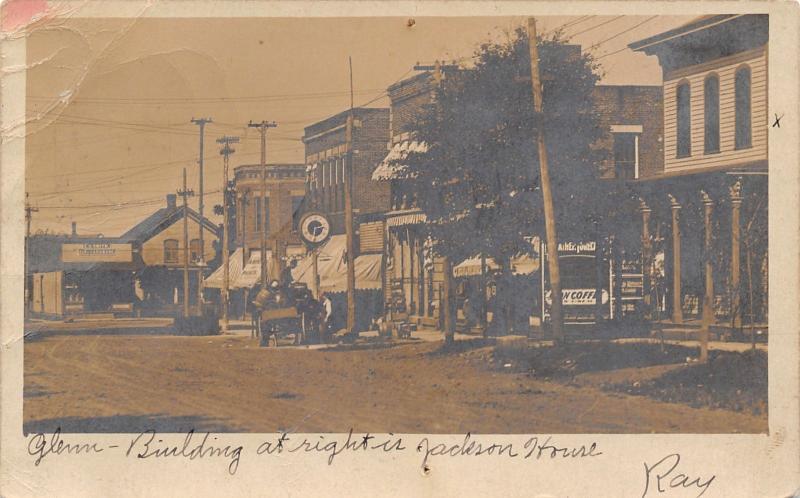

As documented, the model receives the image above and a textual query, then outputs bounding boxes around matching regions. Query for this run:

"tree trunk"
[442,256,455,345]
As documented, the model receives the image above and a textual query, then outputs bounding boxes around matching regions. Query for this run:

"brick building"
[232,163,306,256]
[593,85,664,180]
[302,107,390,236]
[372,70,449,328]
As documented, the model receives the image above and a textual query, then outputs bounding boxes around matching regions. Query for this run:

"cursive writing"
[642,453,715,498]
[256,430,406,465]
[126,429,243,475]
[417,433,602,470]
[27,427,106,466]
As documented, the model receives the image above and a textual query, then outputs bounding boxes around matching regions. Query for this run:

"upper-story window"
[676,81,691,158]
[255,197,262,232]
[189,238,202,263]
[703,75,720,154]
[613,133,638,179]
[164,239,179,264]
[735,66,752,149]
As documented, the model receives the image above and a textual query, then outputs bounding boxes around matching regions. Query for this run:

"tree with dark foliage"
[397,28,607,336]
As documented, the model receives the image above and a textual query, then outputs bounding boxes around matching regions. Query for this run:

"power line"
[568,16,626,38]
[26,88,384,105]
[588,16,658,51]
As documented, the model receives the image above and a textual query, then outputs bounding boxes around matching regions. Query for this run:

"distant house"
[119,194,220,315]
[26,194,220,319]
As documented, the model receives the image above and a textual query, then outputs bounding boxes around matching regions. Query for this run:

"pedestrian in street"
[281,259,297,289]
[320,291,333,342]
[248,283,263,338]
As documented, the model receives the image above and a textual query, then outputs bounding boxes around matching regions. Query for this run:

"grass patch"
[491,341,695,378]
[606,349,767,415]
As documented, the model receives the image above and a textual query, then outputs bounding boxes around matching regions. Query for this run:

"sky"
[25,15,693,236]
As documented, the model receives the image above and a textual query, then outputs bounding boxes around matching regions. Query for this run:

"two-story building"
[371,70,454,329]
[292,108,390,329]
[628,14,769,329]
[120,194,220,315]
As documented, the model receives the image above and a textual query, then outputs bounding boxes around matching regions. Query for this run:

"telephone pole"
[527,17,565,343]
[247,120,277,287]
[178,168,195,318]
[191,117,212,302]
[217,135,239,331]
[24,193,38,319]
[344,56,357,333]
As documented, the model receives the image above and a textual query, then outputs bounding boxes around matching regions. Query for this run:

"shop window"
[735,66,752,149]
[164,239,179,264]
[190,239,202,263]
[676,82,691,158]
[613,133,638,180]
[704,75,720,154]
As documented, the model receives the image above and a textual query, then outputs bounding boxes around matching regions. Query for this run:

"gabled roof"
[119,205,219,244]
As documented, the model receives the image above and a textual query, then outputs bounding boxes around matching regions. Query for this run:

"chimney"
[71,222,77,237]
[166,194,177,210]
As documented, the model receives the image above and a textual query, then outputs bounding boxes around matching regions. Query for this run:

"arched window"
[735,66,752,149]
[676,82,691,158]
[164,239,179,264]
[704,75,720,154]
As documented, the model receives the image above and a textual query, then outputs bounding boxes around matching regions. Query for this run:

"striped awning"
[386,211,427,227]
[371,140,427,181]
[204,248,245,289]
[292,235,382,291]
[453,249,540,278]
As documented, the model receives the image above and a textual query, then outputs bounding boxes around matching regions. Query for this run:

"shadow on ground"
[23,414,243,434]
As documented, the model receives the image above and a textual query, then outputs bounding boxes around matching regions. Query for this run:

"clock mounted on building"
[299,212,331,247]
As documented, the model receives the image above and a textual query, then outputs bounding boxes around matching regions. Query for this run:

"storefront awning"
[292,235,382,292]
[453,253,540,277]
[204,248,244,289]
[453,256,500,277]
[386,211,427,227]
[371,140,427,181]
[236,250,271,289]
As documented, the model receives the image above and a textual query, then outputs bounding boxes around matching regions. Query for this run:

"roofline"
[628,15,741,52]
[234,163,304,171]
[595,84,662,90]
[387,71,433,94]
[302,107,389,139]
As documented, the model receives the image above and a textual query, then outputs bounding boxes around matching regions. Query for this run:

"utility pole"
[178,169,195,318]
[527,17,565,343]
[344,56,357,333]
[218,135,239,331]
[24,193,38,319]
[248,120,278,287]
[191,117,212,302]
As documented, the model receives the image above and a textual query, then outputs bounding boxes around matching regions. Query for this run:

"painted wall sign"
[61,243,133,263]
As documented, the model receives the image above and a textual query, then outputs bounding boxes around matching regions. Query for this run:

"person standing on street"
[247,283,262,338]
[320,291,333,342]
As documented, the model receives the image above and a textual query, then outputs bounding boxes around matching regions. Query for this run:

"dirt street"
[24,334,766,434]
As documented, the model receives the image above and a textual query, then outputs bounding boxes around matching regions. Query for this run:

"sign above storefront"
[61,242,133,263]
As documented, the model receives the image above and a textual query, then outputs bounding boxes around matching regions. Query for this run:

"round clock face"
[299,213,331,245]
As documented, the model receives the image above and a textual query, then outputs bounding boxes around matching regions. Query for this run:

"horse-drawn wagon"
[258,282,322,347]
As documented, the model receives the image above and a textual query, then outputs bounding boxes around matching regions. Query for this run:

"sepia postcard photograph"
[1,1,798,497]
